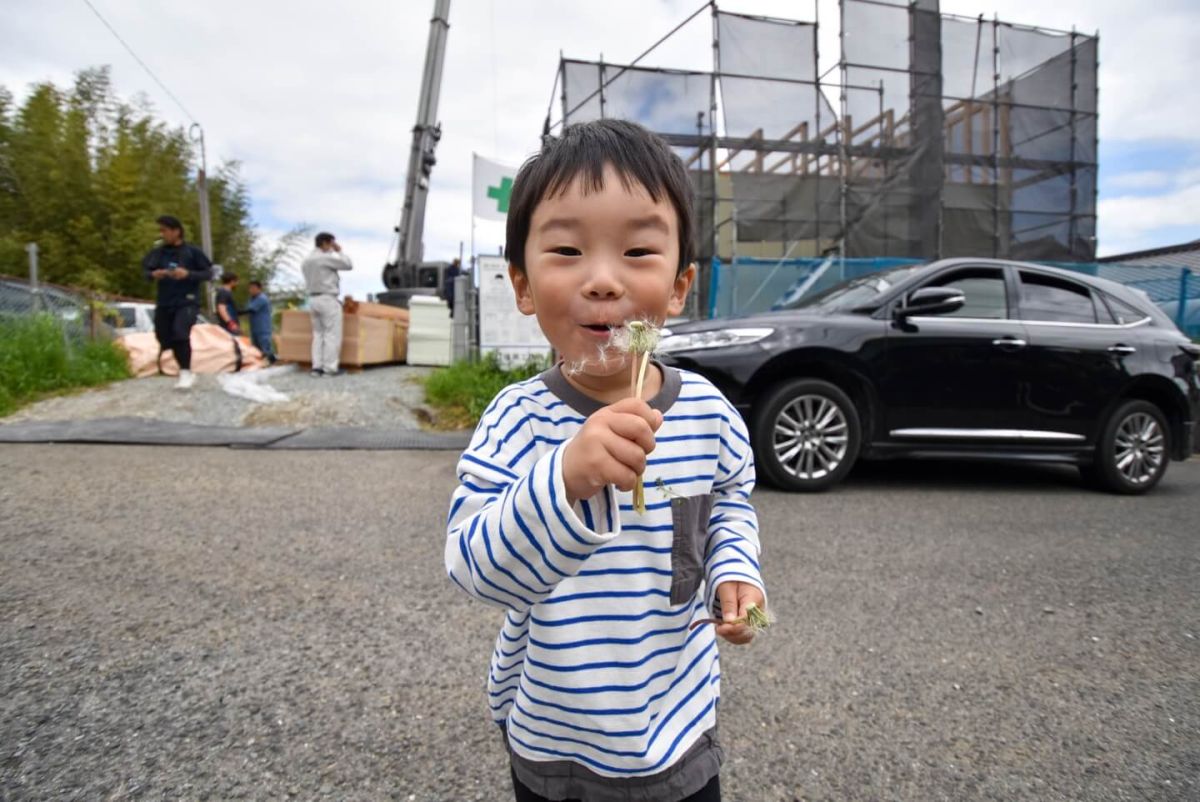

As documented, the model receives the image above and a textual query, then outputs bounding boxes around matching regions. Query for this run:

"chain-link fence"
[0,275,136,415]
[0,273,147,340]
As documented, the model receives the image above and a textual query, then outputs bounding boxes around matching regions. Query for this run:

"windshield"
[783,264,927,312]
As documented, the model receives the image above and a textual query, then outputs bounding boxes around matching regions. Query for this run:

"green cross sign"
[487,177,513,214]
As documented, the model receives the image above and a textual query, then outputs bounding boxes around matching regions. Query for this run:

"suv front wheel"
[752,379,862,492]
[1081,399,1170,494]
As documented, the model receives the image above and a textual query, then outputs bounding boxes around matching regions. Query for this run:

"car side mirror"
[895,287,965,322]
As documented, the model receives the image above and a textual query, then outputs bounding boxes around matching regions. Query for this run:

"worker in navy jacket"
[141,214,213,390]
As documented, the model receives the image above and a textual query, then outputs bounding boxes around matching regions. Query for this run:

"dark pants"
[154,304,198,371]
[251,330,275,362]
[511,769,720,802]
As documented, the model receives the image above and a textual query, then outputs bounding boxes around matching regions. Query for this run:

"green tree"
[0,66,259,301]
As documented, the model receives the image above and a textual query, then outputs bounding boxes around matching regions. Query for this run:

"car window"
[1018,272,1097,323]
[1102,293,1150,325]
[920,269,1008,319]
[783,263,928,312]
[117,308,137,327]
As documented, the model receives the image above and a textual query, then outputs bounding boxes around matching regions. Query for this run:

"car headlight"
[657,327,774,354]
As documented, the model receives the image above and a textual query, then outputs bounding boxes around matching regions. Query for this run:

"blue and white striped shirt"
[445,363,765,780]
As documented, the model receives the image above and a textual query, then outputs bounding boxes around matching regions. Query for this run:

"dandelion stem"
[633,351,653,512]
[618,320,660,515]
[689,603,772,633]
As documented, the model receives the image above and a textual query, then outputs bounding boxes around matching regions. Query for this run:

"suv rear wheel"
[752,379,861,492]
[1080,399,1170,494]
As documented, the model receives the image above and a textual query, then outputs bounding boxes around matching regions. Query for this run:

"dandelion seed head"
[610,318,663,356]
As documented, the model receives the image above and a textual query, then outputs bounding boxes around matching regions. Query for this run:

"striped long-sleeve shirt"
[445,362,765,795]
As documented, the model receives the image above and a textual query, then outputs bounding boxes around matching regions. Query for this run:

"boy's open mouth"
[580,322,618,339]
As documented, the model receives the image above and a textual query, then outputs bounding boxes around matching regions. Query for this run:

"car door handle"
[1108,344,1136,355]
[992,337,1027,348]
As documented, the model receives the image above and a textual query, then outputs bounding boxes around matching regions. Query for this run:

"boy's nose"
[581,261,624,300]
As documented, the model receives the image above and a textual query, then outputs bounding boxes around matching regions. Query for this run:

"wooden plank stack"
[276,299,411,366]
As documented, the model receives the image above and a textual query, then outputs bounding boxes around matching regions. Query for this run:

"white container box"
[407,295,453,366]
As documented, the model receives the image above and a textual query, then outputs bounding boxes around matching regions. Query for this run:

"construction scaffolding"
[546,0,1099,314]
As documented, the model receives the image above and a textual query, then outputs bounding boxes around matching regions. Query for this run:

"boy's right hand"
[563,397,663,505]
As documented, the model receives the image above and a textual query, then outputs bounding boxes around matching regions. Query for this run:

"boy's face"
[511,163,695,379]
[249,285,261,296]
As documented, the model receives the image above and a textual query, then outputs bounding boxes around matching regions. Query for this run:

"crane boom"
[381,0,451,301]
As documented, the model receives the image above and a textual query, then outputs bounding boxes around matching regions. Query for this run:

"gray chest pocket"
[670,494,714,605]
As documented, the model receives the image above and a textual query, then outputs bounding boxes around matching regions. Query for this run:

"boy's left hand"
[714,581,765,645]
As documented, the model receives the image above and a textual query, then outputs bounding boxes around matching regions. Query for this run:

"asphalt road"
[1,445,1196,801]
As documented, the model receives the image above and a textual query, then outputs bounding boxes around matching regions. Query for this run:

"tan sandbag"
[118,323,265,377]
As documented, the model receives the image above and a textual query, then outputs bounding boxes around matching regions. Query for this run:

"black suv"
[661,259,1200,494]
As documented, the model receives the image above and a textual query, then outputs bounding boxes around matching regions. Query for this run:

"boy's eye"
[551,246,581,257]
[625,248,656,258]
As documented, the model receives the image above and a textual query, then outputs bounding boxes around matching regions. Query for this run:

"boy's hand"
[563,397,663,505]
[714,581,765,645]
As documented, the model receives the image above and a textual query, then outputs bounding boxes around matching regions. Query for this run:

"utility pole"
[190,124,215,312]
[25,242,41,312]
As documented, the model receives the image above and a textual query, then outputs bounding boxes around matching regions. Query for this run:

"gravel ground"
[2,366,435,429]
[1,446,1197,801]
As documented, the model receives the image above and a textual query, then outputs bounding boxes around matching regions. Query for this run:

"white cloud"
[1097,183,1200,255]
[3,0,1199,287]
[1104,170,1172,192]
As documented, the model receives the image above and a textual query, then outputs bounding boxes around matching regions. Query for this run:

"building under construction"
[546,0,1098,312]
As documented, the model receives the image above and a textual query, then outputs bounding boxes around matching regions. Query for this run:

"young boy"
[445,119,766,802]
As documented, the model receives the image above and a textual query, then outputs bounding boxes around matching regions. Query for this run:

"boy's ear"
[667,262,697,317]
[509,264,536,316]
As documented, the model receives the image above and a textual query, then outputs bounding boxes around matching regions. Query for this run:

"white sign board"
[477,255,552,365]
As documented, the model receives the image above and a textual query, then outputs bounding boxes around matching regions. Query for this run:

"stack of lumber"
[276,299,412,366]
[346,299,411,363]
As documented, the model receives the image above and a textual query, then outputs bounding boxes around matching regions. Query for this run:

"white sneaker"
[175,370,195,390]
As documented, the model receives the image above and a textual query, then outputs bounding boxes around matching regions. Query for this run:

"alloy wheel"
[1114,412,1165,486]
[772,394,849,480]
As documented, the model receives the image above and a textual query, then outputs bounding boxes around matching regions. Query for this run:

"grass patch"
[423,353,549,429]
[0,314,130,417]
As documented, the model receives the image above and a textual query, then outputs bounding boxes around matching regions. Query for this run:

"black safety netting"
[553,0,1098,268]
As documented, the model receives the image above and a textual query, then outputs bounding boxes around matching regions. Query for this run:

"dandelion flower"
[611,318,663,513]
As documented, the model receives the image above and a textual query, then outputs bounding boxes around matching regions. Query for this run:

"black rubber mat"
[0,417,469,451]
[265,426,471,450]
[0,417,299,447]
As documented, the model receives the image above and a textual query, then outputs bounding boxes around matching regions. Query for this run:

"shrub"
[423,352,548,428]
[0,314,130,416]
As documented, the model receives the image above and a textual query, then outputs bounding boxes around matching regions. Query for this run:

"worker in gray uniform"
[301,231,352,376]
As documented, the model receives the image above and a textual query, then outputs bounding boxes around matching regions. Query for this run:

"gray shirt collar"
[539,360,682,417]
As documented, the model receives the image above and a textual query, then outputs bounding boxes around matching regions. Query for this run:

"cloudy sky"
[3,0,1198,299]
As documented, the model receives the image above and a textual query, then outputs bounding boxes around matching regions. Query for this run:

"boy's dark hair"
[315,232,335,248]
[156,214,184,236]
[505,119,695,274]
[249,280,263,289]
[221,272,238,285]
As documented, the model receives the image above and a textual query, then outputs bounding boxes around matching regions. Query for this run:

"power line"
[80,0,199,125]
